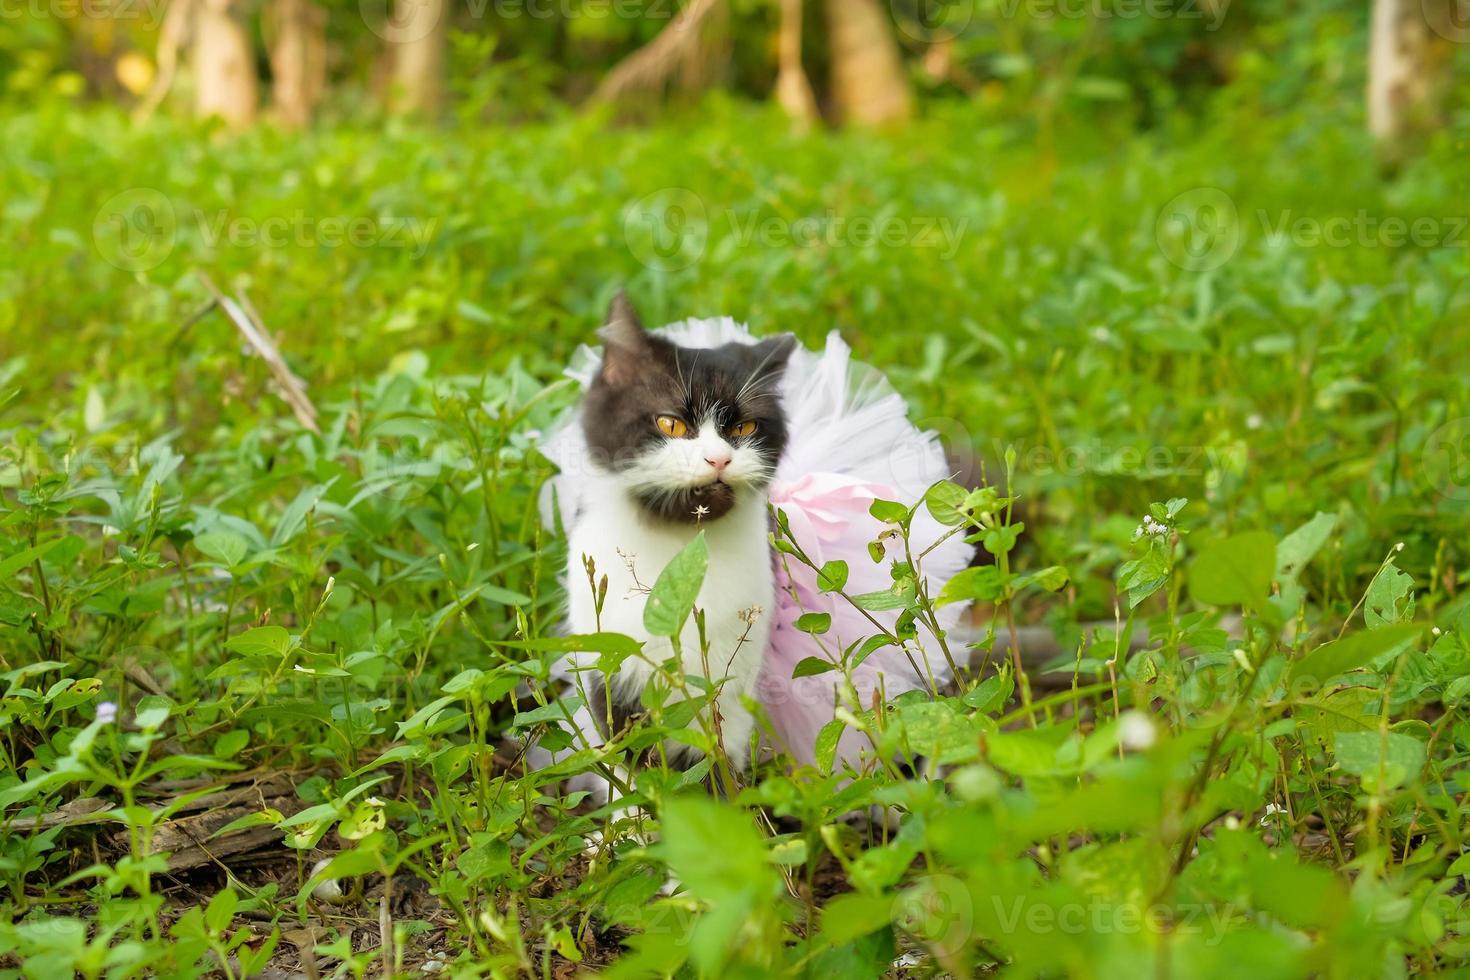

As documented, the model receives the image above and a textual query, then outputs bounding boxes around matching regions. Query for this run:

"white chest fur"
[564,475,774,766]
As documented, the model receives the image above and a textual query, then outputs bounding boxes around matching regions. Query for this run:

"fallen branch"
[197,271,321,434]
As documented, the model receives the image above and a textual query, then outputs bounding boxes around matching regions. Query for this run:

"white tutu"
[539,318,973,772]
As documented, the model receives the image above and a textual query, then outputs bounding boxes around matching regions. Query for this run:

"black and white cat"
[564,293,796,770]
[538,293,974,800]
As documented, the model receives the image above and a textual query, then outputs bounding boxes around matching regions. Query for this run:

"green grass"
[2,96,1469,977]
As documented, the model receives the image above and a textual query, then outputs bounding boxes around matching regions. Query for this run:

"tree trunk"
[587,0,723,107]
[388,0,447,116]
[676,0,731,94]
[1368,0,1454,155]
[193,0,258,127]
[774,0,819,130]
[267,0,327,128]
[825,0,912,128]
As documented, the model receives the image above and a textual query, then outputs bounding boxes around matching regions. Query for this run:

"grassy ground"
[2,98,1469,977]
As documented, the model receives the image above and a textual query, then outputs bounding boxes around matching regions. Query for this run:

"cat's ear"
[597,290,651,386]
[749,333,799,379]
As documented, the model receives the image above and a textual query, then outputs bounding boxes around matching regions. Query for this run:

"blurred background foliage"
[0,0,1460,139]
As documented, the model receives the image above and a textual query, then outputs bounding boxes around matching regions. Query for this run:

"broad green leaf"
[935,565,1003,607]
[1287,623,1420,692]
[659,795,777,903]
[0,539,65,584]
[1365,561,1415,628]
[868,499,911,525]
[1276,512,1337,580]
[814,717,845,773]
[226,626,293,659]
[820,892,895,945]
[193,531,249,568]
[643,532,707,637]
[923,480,970,526]
[795,612,831,634]
[1189,530,1276,607]
[792,656,839,678]
[817,560,849,593]
[1333,730,1426,790]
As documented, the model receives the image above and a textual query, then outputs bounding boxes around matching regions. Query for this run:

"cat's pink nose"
[704,451,732,474]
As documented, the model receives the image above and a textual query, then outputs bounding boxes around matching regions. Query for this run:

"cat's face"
[582,294,796,525]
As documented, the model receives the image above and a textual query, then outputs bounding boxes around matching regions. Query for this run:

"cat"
[562,292,797,773]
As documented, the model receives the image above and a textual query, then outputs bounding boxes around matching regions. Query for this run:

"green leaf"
[816,560,849,593]
[851,575,917,612]
[226,626,293,659]
[1287,623,1421,693]
[643,532,707,637]
[659,796,777,904]
[1365,561,1415,628]
[814,717,845,773]
[270,482,333,547]
[935,565,1003,607]
[0,539,64,583]
[510,696,583,731]
[134,695,173,732]
[213,729,250,758]
[792,656,839,678]
[1013,565,1069,593]
[1189,530,1276,607]
[923,480,969,527]
[1276,512,1337,580]
[795,612,831,634]
[204,889,238,934]
[193,531,250,568]
[868,499,910,525]
[820,892,895,945]
[1333,731,1426,790]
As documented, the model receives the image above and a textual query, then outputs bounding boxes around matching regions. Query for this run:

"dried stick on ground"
[587,0,725,106]
[197,272,321,434]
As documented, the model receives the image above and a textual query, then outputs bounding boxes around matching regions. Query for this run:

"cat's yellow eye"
[656,415,688,438]
[730,420,758,438]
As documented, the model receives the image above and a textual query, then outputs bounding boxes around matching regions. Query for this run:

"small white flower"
[96,701,118,725]
[692,504,711,520]
[1259,802,1287,826]
[1432,627,1442,637]
[365,796,385,807]
[738,605,765,625]
[1134,514,1169,540]
[1223,815,1241,831]
[1118,711,1156,751]
[293,665,315,674]
[1395,542,1405,552]
[1246,414,1263,430]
